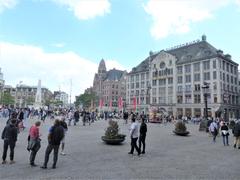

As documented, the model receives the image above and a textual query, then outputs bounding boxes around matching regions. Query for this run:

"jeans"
[43,144,60,167]
[139,135,146,153]
[2,140,16,161]
[222,135,229,146]
[130,137,140,154]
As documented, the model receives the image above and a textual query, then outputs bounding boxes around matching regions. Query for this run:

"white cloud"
[52,0,111,20]
[143,0,233,39]
[0,42,125,102]
[0,0,18,13]
[51,42,65,48]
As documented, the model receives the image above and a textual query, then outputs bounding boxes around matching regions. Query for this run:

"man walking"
[28,121,41,166]
[209,120,218,143]
[128,116,140,156]
[41,119,64,169]
[139,117,147,154]
[1,119,18,164]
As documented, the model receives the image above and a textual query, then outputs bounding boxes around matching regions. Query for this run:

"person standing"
[221,122,229,146]
[139,118,147,154]
[233,120,240,149]
[209,120,218,143]
[128,116,140,156]
[41,119,64,169]
[123,112,128,124]
[73,110,80,126]
[1,119,18,164]
[60,118,68,155]
[28,121,41,166]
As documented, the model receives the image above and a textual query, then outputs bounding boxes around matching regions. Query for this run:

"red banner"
[109,100,112,109]
[99,99,104,108]
[118,97,123,109]
[133,96,137,111]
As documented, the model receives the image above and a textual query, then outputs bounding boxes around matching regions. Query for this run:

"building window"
[177,96,183,103]
[213,82,217,90]
[177,76,183,84]
[185,95,192,103]
[177,66,183,74]
[194,74,200,82]
[194,84,201,91]
[213,71,217,79]
[194,62,200,71]
[204,72,210,80]
[159,79,166,86]
[136,82,139,88]
[226,63,229,72]
[222,61,225,70]
[168,77,173,84]
[185,85,191,92]
[159,87,166,96]
[168,86,173,95]
[213,60,216,69]
[152,97,157,103]
[227,74,229,82]
[177,86,182,93]
[141,73,145,80]
[185,64,191,73]
[203,60,210,70]
[141,81,145,88]
[152,88,156,95]
[223,73,225,81]
[152,80,157,86]
[194,94,201,103]
[214,94,217,103]
[131,75,134,82]
[185,75,191,83]
[131,83,134,89]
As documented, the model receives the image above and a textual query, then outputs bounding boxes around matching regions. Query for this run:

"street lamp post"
[202,82,210,120]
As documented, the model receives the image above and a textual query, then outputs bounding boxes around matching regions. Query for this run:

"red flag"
[133,96,137,111]
[99,99,104,108]
[109,100,112,109]
[119,97,123,109]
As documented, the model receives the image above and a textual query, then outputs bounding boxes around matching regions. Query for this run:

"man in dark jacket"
[1,119,18,164]
[41,119,64,169]
[233,121,240,149]
[73,110,80,126]
[139,117,147,154]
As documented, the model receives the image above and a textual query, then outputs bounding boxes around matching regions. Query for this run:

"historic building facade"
[3,84,53,107]
[93,59,127,110]
[126,35,240,120]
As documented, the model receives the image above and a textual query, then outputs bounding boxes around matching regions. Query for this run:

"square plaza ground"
[0,117,240,180]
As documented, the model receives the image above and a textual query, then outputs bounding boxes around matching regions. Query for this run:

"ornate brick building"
[93,59,127,111]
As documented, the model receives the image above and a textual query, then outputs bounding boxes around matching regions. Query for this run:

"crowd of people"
[1,105,240,170]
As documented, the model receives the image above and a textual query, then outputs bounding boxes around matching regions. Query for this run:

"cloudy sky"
[0,0,240,102]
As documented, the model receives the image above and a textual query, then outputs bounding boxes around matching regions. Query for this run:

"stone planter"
[173,130,190,136]
[101,135,125,145]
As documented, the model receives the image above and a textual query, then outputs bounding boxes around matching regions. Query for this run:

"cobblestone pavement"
[0,117,240,180]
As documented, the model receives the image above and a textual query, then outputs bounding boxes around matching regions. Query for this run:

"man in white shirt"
[128,116,140,156]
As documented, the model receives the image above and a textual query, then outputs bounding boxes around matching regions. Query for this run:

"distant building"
[93,59,127,111]
[84,87,94,94]
[53,91,69,106]
[126,35,240,120]
[3,84,53,107]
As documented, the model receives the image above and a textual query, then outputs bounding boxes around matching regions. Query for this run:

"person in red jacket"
[28,121,41,166]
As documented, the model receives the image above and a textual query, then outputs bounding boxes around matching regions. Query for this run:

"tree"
[0,92,15,105]
[26,97,35,106]
[75,92,96,108]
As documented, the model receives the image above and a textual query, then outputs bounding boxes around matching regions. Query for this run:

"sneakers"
[30,163,37,167]
[60,152,66,156]
[128,152,133,154]
[9,161,15,164]
[234,144,236,148]
[41,166,47,169]
[52,165,56,169]
[141,151,145,154]
[2,160,7,164]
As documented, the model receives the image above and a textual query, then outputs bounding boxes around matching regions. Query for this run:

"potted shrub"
[102,120,126,145]
[173,121,189,136]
